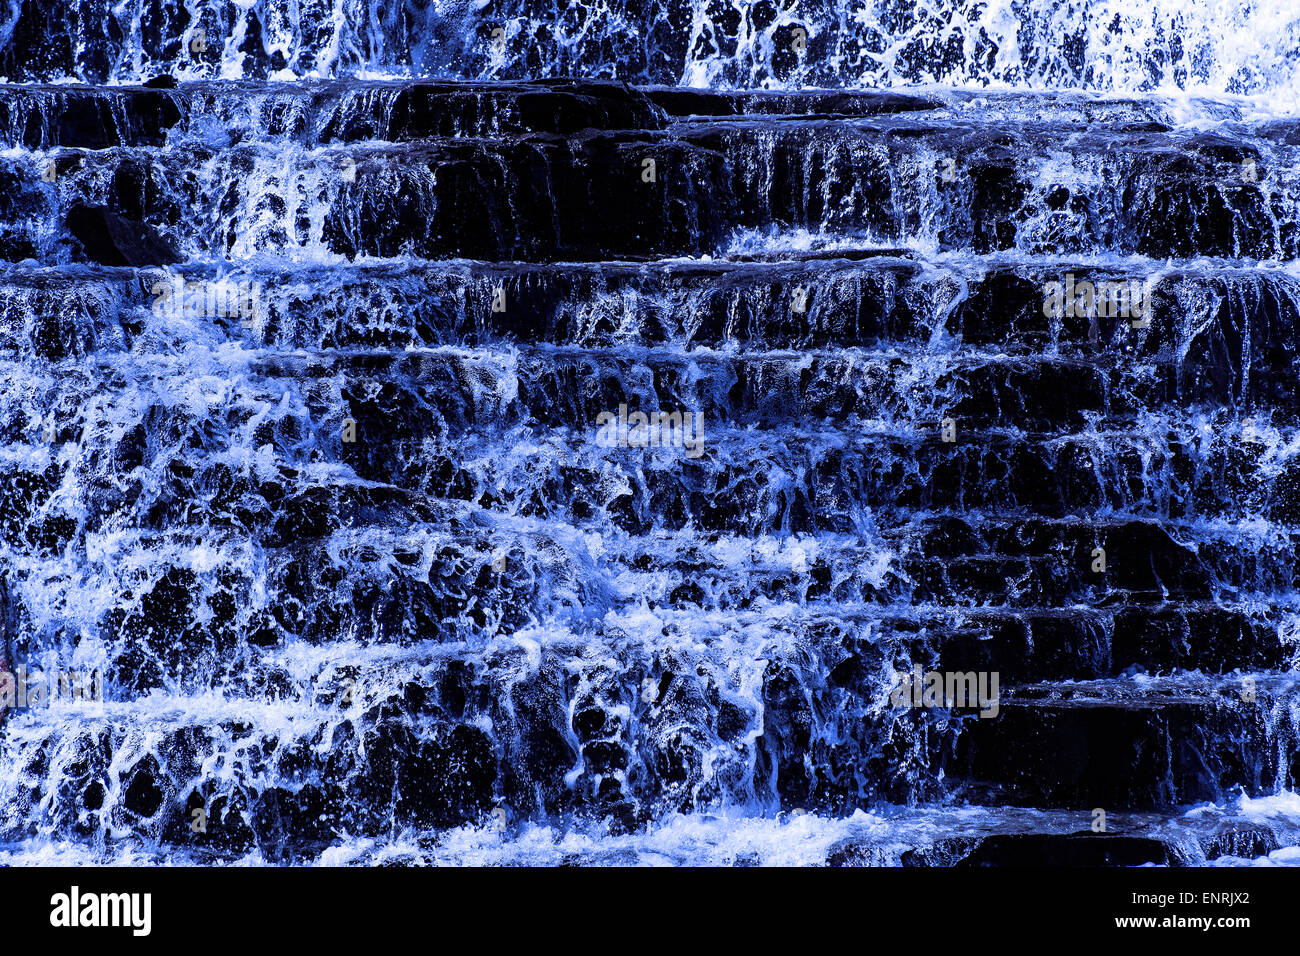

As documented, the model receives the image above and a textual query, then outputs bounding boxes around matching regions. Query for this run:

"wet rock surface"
[0,4,1297,867]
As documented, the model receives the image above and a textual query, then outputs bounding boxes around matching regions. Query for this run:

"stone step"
[2,657,1294,856]
[12,509,1294,681]
[3,113,1295,264]
[950,676,1300,810]
[5,260,1299,372]
[0,80,948,150]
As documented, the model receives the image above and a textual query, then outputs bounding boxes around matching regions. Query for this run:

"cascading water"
[0,0,1297,867]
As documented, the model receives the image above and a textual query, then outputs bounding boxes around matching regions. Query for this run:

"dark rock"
[66,203,181,266]
[952,833,1177,867]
